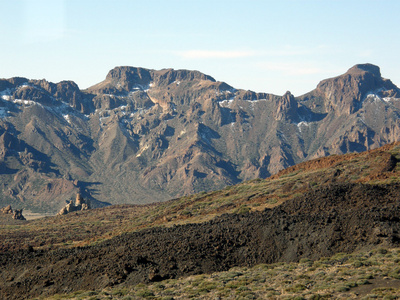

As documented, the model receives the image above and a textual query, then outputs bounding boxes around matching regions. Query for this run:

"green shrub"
[352,260,364,268]
[286,284,306,293]
[111,288,129,296]
[377,248,388,255]
[235,205,250,214]
[136,289,155,298]
[309,295,331,300]
[336,285,350,292]
[356,279,371,286]
[389,267,400,279]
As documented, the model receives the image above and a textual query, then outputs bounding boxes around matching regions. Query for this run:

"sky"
[0,0,400,96]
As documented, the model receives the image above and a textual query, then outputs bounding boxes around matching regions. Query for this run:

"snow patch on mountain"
[131,83,152,92]
[215,87,236,96]
[297,121,310,132]
[248,99,267,103]
[218,99,235,107]
[136,144,149,157]
[363,88,400,104]
[63,114,72,124]
[365,93,383,103]
[0,89,13,101]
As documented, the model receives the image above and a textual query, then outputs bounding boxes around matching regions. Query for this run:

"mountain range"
[0,63,399,213]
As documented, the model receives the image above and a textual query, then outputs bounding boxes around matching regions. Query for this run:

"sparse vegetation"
[37,248,400,299]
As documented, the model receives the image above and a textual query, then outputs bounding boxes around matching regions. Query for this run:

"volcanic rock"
[1,205,13,214]
[12,209,25,220]
[57,193,91,215]
[1,182,400,299]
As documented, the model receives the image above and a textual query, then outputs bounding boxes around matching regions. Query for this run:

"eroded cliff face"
[0,64,399,212]
[314,64,399,115]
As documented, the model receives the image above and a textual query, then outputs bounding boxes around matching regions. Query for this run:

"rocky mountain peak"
[347,63,381,77]
[106,66,152,91]
[315,63,399,115]
[87,67,218,97]
[85,66,151,96]
[7,77,28,86]
[283,90,294,100]
[152,68,216,86]
[275,91,298,120]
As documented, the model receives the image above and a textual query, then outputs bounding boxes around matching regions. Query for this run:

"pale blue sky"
[1,0,399,96]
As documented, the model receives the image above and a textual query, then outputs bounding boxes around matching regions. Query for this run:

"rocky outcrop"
[1,205,13,214]
[275,91,298,120]
[57,194,91,215]
[12,209,26,220]
[152,68,215,86]
[1,205,26,220]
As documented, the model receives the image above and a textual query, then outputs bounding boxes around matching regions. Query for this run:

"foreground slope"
[0,64,400,213]
[43,248,400,299]
[1,143,400,299]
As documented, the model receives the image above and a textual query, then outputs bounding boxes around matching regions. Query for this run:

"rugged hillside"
[1,142,400,300]
[0,64,400,212]
[40,248,400,299]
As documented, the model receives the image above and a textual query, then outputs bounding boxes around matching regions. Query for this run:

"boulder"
[1,205,13,214]
[12,209,26,220]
